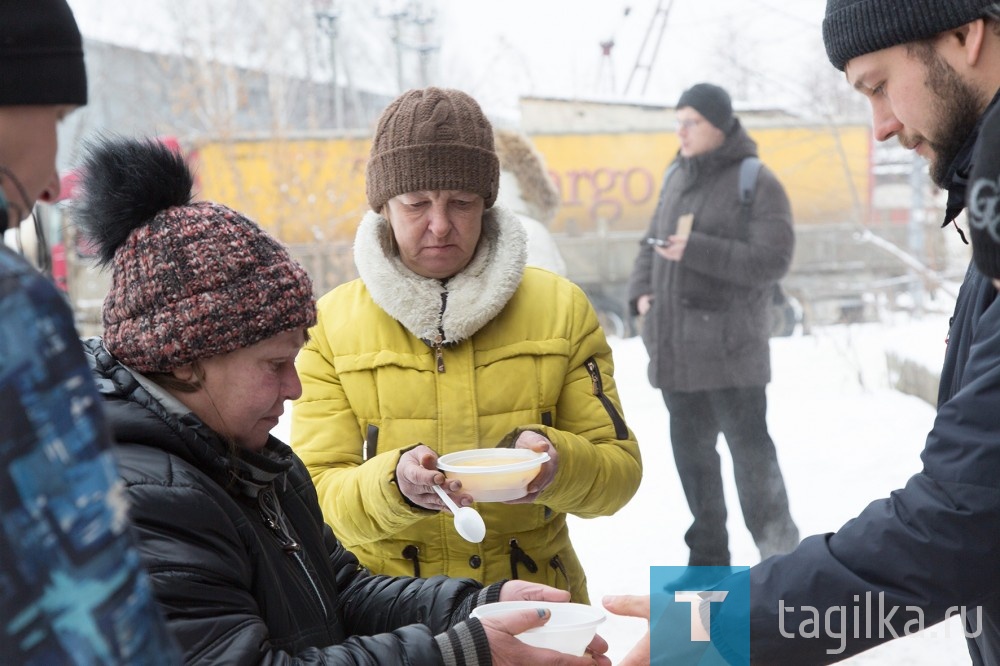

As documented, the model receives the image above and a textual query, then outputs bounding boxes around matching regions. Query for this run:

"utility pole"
[596,39,616,97]
[377,1,439,92]
[314,1,343,128]
[623,0,673,97]
[409,2,437,87]
[375,3,408,94]
[596,4,630,98]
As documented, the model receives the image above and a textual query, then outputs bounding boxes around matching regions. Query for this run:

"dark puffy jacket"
[626,120,794,392]
[711,95,1000,664]
[713,267,1000,665]
[83,338,496,665]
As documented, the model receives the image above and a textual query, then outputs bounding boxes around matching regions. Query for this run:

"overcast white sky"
[67,0,843,119]
[438,0,834,113]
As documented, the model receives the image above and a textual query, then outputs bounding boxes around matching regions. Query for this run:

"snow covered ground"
[275,311,976,664]
[574,315,973,665]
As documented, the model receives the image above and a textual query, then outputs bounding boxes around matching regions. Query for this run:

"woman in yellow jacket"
[292,87,642,603]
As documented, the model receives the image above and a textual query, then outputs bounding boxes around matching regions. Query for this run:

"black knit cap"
[0,0,88,106]
[823,0,998,71]
[968,103,1000,280]
[676,83,734,133]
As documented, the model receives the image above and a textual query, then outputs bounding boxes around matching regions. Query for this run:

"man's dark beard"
[912,43,985,187]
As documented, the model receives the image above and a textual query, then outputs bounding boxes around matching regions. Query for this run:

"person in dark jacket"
[968,104,1000,293]
[626,82,799,567]
[711,2,1000,662]
[607,2,1000,664]
[74,135,611,666]
[0,3,178,664]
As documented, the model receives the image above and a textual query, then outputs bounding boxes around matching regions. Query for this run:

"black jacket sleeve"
[123,465,488,665]
[325,521,493,634]
[712,280,1000,663]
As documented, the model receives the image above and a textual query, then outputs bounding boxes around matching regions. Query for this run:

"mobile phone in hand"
[645,237,671,247]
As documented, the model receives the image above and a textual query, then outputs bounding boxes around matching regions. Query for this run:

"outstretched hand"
[602,595,650,666]
[498,580,571,603]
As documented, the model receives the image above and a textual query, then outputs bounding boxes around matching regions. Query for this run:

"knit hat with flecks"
[74,136,316,373]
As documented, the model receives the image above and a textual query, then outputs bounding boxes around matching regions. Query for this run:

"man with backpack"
[626,82,799,568]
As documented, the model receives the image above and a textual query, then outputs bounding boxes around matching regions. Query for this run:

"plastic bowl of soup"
[436,448,550,502]
[470,601,605,655]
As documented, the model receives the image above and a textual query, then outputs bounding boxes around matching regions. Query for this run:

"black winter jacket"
[83,338,497,665]
[626,120,794,392]
[711,92,1000,665]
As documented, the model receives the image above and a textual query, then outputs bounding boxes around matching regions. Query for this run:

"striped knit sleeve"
[434,618,491,666]
[449,582,505,626]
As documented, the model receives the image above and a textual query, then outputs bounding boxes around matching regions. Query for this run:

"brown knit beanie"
[366,87,500,212]
[74,136,316,373]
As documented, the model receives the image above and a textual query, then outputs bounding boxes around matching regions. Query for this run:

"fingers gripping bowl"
[470,601,606,655]
[436,449,550,502]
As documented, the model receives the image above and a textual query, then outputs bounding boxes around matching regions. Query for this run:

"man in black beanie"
[609,2,1000,664]
[627,80,798,572]
[675,82,735,135]
[0,1,178,663]
[705,0,1000,663]
[0,0,87,229]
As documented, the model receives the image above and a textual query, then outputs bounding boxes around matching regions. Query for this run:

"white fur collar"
[353,206,527,343]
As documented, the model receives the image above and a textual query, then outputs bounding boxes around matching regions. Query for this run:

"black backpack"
[655,156,794,335]
[658,156,762,223]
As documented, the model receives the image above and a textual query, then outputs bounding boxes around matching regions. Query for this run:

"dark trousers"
[662,386,799,566]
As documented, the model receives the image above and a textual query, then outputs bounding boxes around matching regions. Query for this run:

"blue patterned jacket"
[0,234,178,665]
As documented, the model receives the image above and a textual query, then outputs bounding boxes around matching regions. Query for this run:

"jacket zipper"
[363,423,379,461]
[259,488,328,620]
[549,555,570,589]
[509,538,538,580]
[584,357,629,440]
[433,333,445,373]
[434,291,448,373]
[402,544,421,578]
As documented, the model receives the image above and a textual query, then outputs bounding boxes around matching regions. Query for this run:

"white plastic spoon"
[433,484,486,543]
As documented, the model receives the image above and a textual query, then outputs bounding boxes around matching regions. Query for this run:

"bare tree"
[711,20,767,103]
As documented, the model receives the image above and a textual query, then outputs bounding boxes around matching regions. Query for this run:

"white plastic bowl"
[470,601,606,656]
[437,448,550,502]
